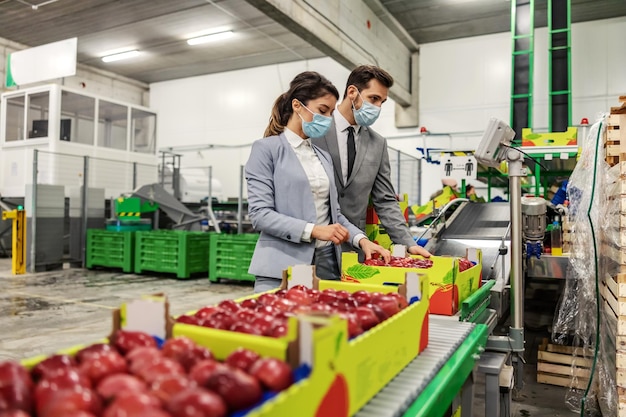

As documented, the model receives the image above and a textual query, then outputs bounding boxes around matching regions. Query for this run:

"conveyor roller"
[356,317,479,417]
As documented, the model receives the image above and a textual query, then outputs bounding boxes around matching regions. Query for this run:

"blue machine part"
[526,241,543,259]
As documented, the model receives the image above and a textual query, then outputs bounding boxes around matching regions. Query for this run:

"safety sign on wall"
[441,155,477,181]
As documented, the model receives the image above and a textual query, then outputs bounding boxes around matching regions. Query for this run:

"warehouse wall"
[0,37,150,106]
[151,16,626,203]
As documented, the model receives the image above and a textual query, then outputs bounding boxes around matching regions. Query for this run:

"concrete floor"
[0,258,580,417]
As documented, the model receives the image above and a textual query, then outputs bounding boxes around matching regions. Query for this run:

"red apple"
[338,312,363,338]
[194,306,220,320]
[352,290,373,305]
[274,289,287,297]
[285,288,313,306]
[162,337,213,371]
[96,373,147,401]
[371,294,400,317]
[205,367,262,411]
[0,411,31,417]
[229,322,263,336]
[292,305,312,315]
[76,343,117,363]
[217,300,240,313]
[234,309,258,324]
[203,312,235,330]
[34,369,92,412]
[256,293,278,306]
[274,311,294,320]
[166,387,227,417]
[354,306,380,330]
[188,361,225,387]
[255,305,277,316]
[38,387,101,417]
[31,355,76,381]
[317,291,338,305]
[102,391,161,417]
[240,298,260,310]
[127,347,163,375]
[270,298,296,312]
[249,358,293,392]
[150,374,196,403]
[309,289,321,302]
[309,303,332,313]
[268,323,288,338]
[175,315,201,326]
[251,314,274,335]
[135,358,185,384]
[389,292,409,309]
[365,303,389,322]
[0,361,33,413]
[111,330,157,355]
[225,349,260,372]
[79,351,127,385]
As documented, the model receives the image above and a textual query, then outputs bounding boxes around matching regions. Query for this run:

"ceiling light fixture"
[101,50,141,63]
[187,31,234,46]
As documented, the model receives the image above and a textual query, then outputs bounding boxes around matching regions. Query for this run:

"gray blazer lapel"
[323,123,344,188]
[346,126,371,187]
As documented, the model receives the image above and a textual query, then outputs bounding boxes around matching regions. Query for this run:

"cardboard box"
[341,249,482,315]
[174,267,429,416]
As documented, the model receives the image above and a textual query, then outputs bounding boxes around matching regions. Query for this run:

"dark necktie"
[347,126,356,179]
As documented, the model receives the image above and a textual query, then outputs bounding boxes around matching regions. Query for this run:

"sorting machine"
[359,119,539,417]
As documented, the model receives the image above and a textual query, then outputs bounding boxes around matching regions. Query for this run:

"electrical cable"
[579,121,603,416]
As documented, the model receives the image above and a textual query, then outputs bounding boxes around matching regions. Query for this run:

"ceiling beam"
[244,0,414,107]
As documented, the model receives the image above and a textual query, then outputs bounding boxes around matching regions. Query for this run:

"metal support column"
[237,165,244,235]
[81,156,89,268]
[30,149,38,273]
[132,162,138,190]
[207,166,220,233]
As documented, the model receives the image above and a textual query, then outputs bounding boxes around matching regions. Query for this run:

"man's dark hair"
[343,65,394,98]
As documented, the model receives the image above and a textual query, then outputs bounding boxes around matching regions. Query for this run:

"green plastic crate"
[209,233,259,282]
[86,229,135,273]
[134,230,211,279]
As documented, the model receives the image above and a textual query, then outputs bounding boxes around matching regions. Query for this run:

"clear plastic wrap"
[551,115,616,416]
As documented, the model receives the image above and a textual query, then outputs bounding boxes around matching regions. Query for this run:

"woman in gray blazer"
[245,72,391,293]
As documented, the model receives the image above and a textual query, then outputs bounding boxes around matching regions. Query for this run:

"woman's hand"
[312,224,349,245]
[359,238,391,263]
[408,245,431,257]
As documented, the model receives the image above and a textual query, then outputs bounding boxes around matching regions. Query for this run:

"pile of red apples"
[176,285,409,339]
[0,331,294,417]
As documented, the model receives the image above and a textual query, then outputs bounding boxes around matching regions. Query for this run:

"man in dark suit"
[312,65,431,257]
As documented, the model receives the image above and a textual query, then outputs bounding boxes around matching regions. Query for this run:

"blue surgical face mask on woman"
[298,102,332,138]
[352,90,381,127]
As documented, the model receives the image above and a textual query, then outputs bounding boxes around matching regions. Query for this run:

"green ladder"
[548,0,572,132]
[510,0,535,146]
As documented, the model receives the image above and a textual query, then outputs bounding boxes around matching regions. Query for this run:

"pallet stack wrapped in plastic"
[551,101,626,416]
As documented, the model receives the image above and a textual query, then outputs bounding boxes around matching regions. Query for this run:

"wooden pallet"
[537,339,592,390]
[605,113,626,167]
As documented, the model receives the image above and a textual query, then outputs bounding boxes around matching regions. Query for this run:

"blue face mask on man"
[298,102,332,138]
[352,90,381,127]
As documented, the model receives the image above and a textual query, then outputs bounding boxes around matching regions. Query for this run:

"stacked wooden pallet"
[561,216,574,254]
[606,96,626,167]
[602,96,626,416]
[537,338,592,390]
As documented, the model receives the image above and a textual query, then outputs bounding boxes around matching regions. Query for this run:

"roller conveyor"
[357,317,487,417]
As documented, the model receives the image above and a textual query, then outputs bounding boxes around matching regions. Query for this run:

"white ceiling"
[0,0,624,84]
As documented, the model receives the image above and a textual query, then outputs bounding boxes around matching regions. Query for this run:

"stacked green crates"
[134,230,211,279]
[86,229,135,273]
[209,233,259,282]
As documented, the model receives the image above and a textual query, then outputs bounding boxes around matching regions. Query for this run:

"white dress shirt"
[284,128,332,248]
[333,109,361,184]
